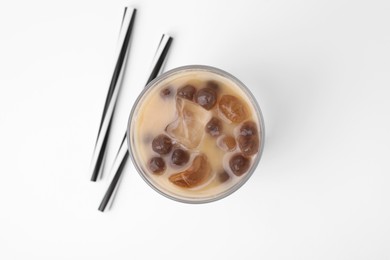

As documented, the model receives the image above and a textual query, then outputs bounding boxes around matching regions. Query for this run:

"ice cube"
[169,154,211,188]
[166,98,210,149]
[218,95,248,123]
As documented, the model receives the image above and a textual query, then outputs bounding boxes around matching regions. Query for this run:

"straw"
[90,7,136,182]
[98,34,173,212]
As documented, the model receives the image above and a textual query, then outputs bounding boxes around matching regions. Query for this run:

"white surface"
[0,0,389,259]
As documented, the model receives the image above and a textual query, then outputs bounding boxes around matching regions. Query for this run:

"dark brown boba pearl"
[177,84,196,100]
[238,121,259,156]
[218,171,230,183]
[160,87,172,98]
[240,121,257,136]
[149,157,166,174]
[238,135,259,156]
[152,134,173,155]
[217,135,236,151]
[206,80,219,91]
[143,134,153,144]
[195,87,217,110]
[205,117,222,137]
[229,154,251,176]
[171,148,190,166]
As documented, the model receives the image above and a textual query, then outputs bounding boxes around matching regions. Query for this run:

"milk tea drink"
[128,66,263,203]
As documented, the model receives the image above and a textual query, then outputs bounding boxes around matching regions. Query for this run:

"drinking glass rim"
[127,65,265,204]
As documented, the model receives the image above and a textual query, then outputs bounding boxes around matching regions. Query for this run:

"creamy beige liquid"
[130,69,261,201]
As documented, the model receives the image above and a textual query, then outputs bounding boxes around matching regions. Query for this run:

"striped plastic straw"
[90,7,136,182]
[98,34,173,212]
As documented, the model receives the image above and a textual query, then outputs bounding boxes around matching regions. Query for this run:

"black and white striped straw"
[90,7,136,182]
[98,34,173,212]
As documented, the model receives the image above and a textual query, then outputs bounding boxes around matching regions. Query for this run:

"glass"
[127,65,265,203]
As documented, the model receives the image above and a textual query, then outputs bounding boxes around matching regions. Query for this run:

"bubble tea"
[128,66,264,203]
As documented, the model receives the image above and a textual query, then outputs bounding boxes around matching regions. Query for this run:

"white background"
[0,0,389,259]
